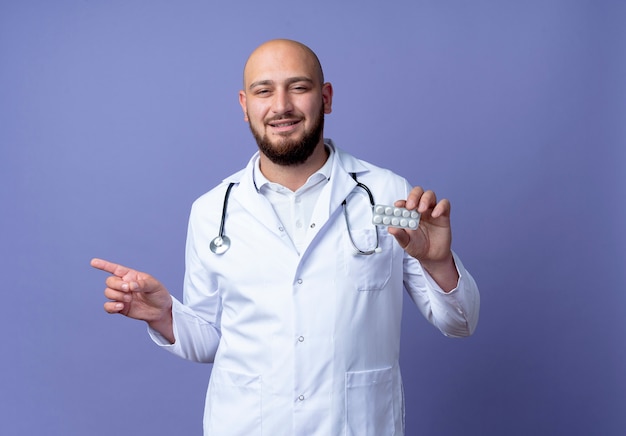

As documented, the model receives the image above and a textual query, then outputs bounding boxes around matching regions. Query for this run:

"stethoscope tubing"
[218,182,236,239]
[211,175,379,255]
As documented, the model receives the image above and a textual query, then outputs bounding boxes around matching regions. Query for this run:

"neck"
[259,142,328,191]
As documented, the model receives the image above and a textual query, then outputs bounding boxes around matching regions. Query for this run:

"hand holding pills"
[385,186,459,291]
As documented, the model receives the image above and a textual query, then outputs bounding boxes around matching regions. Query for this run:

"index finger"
[90,258,131,278]
[404,186,425,210]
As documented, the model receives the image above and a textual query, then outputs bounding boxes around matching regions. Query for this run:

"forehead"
[243,42,321,89]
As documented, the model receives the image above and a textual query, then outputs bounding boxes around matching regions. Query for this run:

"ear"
[238,90,249,122]
[321,82,333,114]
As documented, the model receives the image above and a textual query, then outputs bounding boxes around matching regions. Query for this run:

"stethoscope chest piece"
[210,235,231,254]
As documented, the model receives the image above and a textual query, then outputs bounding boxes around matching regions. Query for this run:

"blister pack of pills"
[372,204,421,229]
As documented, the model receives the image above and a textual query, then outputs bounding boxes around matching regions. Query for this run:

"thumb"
[388,227,410,250]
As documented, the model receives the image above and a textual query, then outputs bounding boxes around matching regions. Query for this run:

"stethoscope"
[209,182,236,254]
[210,173,380,255]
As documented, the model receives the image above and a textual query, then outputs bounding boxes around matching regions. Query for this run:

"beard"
[249,106,324,166]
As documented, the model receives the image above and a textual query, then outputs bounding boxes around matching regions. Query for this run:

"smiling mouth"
[271,121,298,127]
[268,118,301,128]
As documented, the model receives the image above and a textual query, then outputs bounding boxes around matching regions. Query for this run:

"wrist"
[147,307,174,344]
[420,253,458,292]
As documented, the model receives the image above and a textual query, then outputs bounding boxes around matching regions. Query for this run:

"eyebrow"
[248,76,314,91]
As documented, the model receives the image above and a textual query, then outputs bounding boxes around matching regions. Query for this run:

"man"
[92,39,480,435]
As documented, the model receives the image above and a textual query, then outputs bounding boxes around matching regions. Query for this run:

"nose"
[271,88,293,115]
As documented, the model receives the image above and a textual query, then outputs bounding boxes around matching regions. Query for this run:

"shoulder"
[332,143,411,200]
[191,166,247,212]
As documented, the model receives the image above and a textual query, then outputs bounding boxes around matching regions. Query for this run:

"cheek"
[301,98,324,118]
[246,103,268,123]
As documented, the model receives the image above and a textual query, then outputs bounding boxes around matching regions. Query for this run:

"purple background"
[2,1,624,435]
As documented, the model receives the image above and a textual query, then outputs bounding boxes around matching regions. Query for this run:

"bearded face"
[248,105,325,166]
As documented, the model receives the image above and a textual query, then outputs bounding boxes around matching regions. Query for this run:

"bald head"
[237,39,333,176]
[242,39,325,90]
